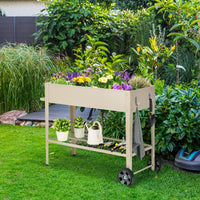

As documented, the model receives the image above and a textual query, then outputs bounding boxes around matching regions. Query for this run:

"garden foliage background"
[0,0,200,159]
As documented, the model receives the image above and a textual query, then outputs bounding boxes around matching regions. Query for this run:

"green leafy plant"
[72,117,85,128]
[53,118,71,132]
[74,36,125,73]
[155,82,200,159]
[0,44,55,113]
[132,36,175,80]
[150,0,200,52]
[34,0,112,56]
[101,111,126,139]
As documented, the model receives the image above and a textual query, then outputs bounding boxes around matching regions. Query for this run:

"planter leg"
[150,96,155,171]
[45,100,49,165]
[126,110,133,170]
[70,106,76,156]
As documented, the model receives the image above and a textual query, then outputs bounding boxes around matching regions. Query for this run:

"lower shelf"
[48,137,152,158]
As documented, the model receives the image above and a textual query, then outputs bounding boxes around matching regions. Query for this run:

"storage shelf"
[48,137,152,158]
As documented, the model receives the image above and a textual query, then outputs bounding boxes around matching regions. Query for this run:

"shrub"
[155,81,200,159]
[35,0,112,56]
[89,0,155,10]
[35,0,156,62]
[0,44,55,113]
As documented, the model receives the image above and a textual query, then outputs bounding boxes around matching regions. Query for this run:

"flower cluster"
[52,72,82,84]
[98,75,113,83]
[112,82,132,91]
[114,72,134,82]
[72,76,91,86]
[52,71,135,91]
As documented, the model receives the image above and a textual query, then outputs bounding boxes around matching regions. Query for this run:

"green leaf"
[97,46,110,53]
[169,23,184,31]
[95,41,108,46]
[190,20,200,26]
[188,38,200,50]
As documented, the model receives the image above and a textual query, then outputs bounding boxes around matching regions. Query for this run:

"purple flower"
[112,83,123,90]
[122,82,132,90]
[112,82,132,91]
[115,71,133,82]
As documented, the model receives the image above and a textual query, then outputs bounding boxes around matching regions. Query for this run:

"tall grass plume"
[0,44,55,113]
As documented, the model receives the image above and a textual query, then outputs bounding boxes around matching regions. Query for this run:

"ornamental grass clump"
[0,44,55,113]
[128,76,151,90]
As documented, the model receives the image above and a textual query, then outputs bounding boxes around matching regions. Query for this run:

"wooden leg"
[45,100,49,165]
[70,106,76,155]
[126,110,133,170]
[151,101,155,171]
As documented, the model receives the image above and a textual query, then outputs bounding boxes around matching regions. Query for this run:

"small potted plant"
[53,118,71,141]
[72,117,85,138]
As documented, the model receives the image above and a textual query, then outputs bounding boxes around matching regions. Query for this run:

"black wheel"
[117,168,134,186]
[147,155,163,172]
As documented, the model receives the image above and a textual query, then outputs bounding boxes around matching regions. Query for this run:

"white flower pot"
[74,127,84,138]
[56,131,69,141]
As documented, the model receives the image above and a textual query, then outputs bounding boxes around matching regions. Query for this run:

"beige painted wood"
[47,137,152,158]
[45,84,49,165]
[44,83,154,112]
[151,96,155,171]
[70,106,76,155]
[134,165,152,175]
[43,83,155,174]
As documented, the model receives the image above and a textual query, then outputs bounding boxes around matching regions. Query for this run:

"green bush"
[35,0,112,56]
[155,81,200,159]
[0,44,55,113]
[89,0,155,10]
[35,0,155,62]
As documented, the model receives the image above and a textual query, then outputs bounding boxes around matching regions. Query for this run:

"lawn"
[0,124,200,200]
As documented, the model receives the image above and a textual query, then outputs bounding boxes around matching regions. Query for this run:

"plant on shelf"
[53,118,71,141]
[72,117,85,138]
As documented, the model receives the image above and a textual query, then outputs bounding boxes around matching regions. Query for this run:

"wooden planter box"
[42,82,155,174]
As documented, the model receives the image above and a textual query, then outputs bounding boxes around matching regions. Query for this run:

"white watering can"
[85,121,103,145]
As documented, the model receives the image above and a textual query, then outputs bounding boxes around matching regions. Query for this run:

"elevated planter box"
[42,82,156,185]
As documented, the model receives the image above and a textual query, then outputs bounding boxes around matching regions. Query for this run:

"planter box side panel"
[46,83,127,112]
[130,86,155,112]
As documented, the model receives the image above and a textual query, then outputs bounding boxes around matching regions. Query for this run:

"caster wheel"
[117,168,134,186]
[147,155,163,172]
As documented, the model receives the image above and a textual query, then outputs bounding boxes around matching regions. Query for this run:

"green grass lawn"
[0,124,200,200]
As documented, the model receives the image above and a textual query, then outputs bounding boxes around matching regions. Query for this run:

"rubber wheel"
[147,155,163,172]
[117,168,134,186]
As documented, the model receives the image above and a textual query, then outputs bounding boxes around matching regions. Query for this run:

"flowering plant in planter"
[72,76,91,86]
